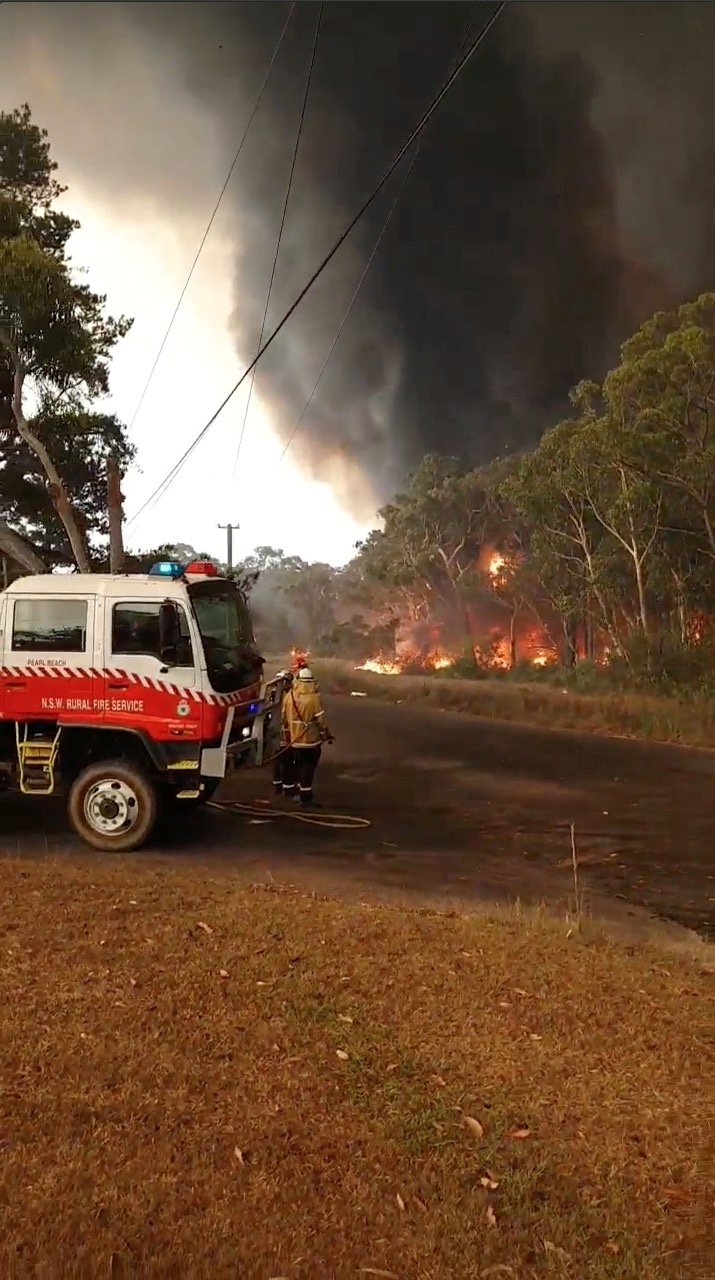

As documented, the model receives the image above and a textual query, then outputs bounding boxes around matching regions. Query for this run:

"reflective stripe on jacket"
[281,679,330,748]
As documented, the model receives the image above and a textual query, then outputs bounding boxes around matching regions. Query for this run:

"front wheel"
[68,760,159,852]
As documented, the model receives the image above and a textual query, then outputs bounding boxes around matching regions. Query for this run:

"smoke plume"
[1,2,712,514]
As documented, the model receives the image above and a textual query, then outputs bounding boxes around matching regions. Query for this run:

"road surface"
[2,696,714,938]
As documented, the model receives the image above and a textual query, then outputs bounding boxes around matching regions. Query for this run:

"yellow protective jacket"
[282,678,331,748]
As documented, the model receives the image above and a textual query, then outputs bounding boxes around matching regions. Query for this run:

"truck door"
[101,595,202,739]
[0,592,96,723]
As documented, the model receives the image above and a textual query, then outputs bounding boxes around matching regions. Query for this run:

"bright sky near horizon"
[0,2,373,571]
[64,190,371,568]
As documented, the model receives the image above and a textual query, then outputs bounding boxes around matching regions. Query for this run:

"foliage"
[1,409,134,568]
[0,103,133,570]
[351,292,715,683]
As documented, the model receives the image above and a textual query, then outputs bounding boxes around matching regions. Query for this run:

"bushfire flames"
[355,548,558,675]
[357,648,454,676]
[356,635,556,677]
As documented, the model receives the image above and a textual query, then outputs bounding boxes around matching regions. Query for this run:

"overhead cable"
[126,3,296,434]
[232,2,323,477]
[277,9,482,466]
[127,1,505,528]
[277,144,421,465]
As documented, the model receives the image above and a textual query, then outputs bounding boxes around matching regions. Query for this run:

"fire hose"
[208,798,370,830]
[210,683,372,830]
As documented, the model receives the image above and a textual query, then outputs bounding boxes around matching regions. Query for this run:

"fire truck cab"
[0,560,271,851]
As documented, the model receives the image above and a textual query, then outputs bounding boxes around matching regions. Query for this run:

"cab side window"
[12,598,88,652]
[111,602,194,666]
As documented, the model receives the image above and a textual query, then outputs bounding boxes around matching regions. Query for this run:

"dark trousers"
[291,745,322,804]
[273,747,290,792]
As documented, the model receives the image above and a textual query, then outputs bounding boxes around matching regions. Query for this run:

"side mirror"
[159,601,180,658]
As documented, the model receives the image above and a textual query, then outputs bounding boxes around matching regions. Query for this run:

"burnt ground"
[1,696,714,940]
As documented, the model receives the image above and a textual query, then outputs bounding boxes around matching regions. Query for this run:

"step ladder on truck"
[0,559,288,851]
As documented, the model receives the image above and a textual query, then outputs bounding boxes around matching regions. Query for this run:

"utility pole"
[107,453,125,573]
[218,522,240,571]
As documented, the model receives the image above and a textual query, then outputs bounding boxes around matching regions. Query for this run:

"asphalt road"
[2,696,714,939]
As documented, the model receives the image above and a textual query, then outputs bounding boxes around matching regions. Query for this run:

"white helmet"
[297,666,313,679]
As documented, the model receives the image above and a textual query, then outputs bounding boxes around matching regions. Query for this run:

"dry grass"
[308,658,715,749]
[0,859,711,1279]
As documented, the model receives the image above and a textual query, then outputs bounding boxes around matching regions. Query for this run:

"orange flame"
[488,552,506,576]
[356,648,454,676]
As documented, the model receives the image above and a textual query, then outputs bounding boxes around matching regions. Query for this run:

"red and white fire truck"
[0,558,282,851]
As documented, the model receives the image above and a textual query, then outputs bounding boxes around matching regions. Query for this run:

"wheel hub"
[84,778,139,836]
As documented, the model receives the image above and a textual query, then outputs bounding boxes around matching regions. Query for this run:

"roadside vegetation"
[0,858,710,1279]
[307,657,715,750]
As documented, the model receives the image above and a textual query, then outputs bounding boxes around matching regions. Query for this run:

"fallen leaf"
[197,921,213,936]
[129,977,137,988]
[336,1049,349,1061]
[396,1192,405,1212]
[385,1062,398,1073]
[543,1241,571,1262]
[233,1147,245,1165]
[529,1034,543,1041]
[337,1014,353,1024]
[514,988,528,996]
[219,969,229,979]
[480,1175,499,1190]
[463,1116,484,1139]
[507,1126,531,1140]
[486,1204,498,1229]
[430,1074,447,1088]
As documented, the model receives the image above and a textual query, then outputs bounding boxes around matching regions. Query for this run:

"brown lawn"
[0,858,711,1279]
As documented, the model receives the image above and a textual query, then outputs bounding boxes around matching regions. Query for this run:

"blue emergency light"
[149,561,184,578]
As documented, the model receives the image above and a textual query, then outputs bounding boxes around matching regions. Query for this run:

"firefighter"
[281,665,333,806]
[271,670,294,797]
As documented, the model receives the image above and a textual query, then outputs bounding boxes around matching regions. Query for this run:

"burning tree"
[351,292,714,680]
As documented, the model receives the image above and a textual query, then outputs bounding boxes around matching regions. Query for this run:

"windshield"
[188,580,262,693]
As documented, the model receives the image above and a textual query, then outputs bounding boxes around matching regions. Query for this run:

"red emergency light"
[185,561,218,577]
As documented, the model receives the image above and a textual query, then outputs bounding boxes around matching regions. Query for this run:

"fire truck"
[0,559,285,851]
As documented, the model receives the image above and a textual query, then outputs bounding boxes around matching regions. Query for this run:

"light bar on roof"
[149,561,184,578]
[185,561,218,577]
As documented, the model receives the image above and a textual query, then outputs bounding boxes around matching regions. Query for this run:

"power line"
[125,3,296,434]
[127,1,505,529]
[278,143,421,466]
[232,2,323,478]
[277,9,481,467]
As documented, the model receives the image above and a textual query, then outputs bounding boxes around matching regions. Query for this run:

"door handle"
[108,681,129,690]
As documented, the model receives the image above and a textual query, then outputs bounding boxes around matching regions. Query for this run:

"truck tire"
[68,760,159,852]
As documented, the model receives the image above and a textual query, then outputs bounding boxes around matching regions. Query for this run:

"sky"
[1,2,713,567]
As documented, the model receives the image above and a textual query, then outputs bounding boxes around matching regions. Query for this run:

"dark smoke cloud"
[1,2,713,516]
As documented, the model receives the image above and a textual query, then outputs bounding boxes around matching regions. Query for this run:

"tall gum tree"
[0,104,131,572]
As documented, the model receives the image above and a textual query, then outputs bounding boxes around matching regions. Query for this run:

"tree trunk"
[0,518,47,574]
[460,598,479,669]
[563,616,577,667]
[107,453,125,573]
[633,554,649,639]
[509,606,517,670]
[6,346,90,573]
[585,613,595,661]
